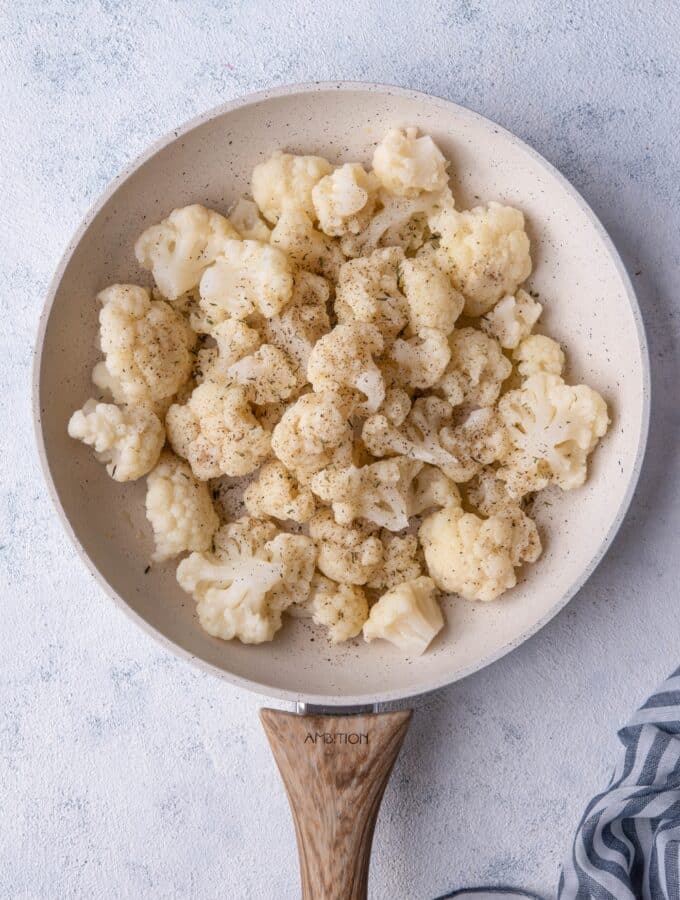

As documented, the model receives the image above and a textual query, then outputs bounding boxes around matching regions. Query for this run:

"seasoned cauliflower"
[419,505,541,601]
[252,150,333,224]
[391,328,451,389]
[312,163,378,236]
[341,189,445,258]
[166,382,271,479]
[199,239,293,320]
[176,519,316,643]
[92,358,175,422]
[195,319,262,383]
[464,467,517,517]
[68,399,164,481]
[367,532,423,590]
[271,390,353,480]
[145,452,219,562]
[310,457,422,532]
[372,128,448,198]
[437,327,512,408]
[309,510,383,585]
[228,197,272,242]
[498,373,610,496]
[266,532,317,611]
[261,270,330,381]
[243,461,315,523]
[134,205,240,300]
[363,576,443,655]
[363,397,460,479]
[270,206,345,281]
[409,464,461,516]
[432,202,532,316]
[98,284,195,406]
[399,252,464,334]
[481,289,542,350]
[439,407,511,481]
[379,386,412,426]
[335,247,408,344]
[66,125,616,656]
[307,323,385,414]
[307,575,369,643]
[226,344,299,405]
[91,359,127,405]
[513,334,565,378]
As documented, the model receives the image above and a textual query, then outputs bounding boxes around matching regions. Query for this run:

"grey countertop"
[2,2,679,897]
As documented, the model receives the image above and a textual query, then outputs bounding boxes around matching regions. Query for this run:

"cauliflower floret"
[365,400,507,485]
[228,197,272,242]
[270,206,345,281]
[335,247,408,345]
[261,270,330,383]
[465,467,517,517]
[271,391,354,480]
[419,505,541,602]
[497,373,610,496]
[166,382,271,479]
[409,465,461,516]
[307,323,385,414]
[379,386,412,426]
[98,284,195,406]
[363,576,443,656]
[312,163,378,236]
[372,128,448,198]
[266,532,317,611]
[341,189,447,258]
[145,452,219,562]
[176,519,315,644]
[437,327,512,408]
[226,344,299,405]
[310,457,422,532]
[480,289,542,349]
[92,359,177,420]
[213,515,277,555]
[199,239,293,321]
[134,205,240,300]
[92,359,131,404]
[439,407,511,482]
[252,150,333,224]
[431,202,532,316]
[391,328,451,390]
[195,318,262,383]
[363,397,461,479]
[513,334,565,378]
[367,532,423,590]
[68,399,164,482]
[309,509,383,585]
[399,252,464,334]
[307,575,369,643]
[243,461,316,523]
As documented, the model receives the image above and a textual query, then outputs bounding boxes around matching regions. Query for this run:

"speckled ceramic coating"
[34,83,648,706]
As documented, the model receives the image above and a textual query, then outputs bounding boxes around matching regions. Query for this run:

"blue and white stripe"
[559,668,680,898]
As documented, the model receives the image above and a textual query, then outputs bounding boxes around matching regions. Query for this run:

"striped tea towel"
[559,667,680,899]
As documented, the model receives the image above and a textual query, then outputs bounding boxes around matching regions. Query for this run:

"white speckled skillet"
[33,83,649,899]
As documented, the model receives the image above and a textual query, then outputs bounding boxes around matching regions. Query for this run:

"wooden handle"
[261,708,412,900]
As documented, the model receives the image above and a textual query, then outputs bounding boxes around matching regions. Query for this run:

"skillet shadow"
[372,210,679,897]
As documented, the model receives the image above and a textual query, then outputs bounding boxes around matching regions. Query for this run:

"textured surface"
[2,3,679,898]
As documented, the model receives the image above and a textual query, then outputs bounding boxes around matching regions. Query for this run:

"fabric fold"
[559,667,680,899]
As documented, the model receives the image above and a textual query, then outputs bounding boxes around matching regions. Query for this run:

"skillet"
[33,82,650,898]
